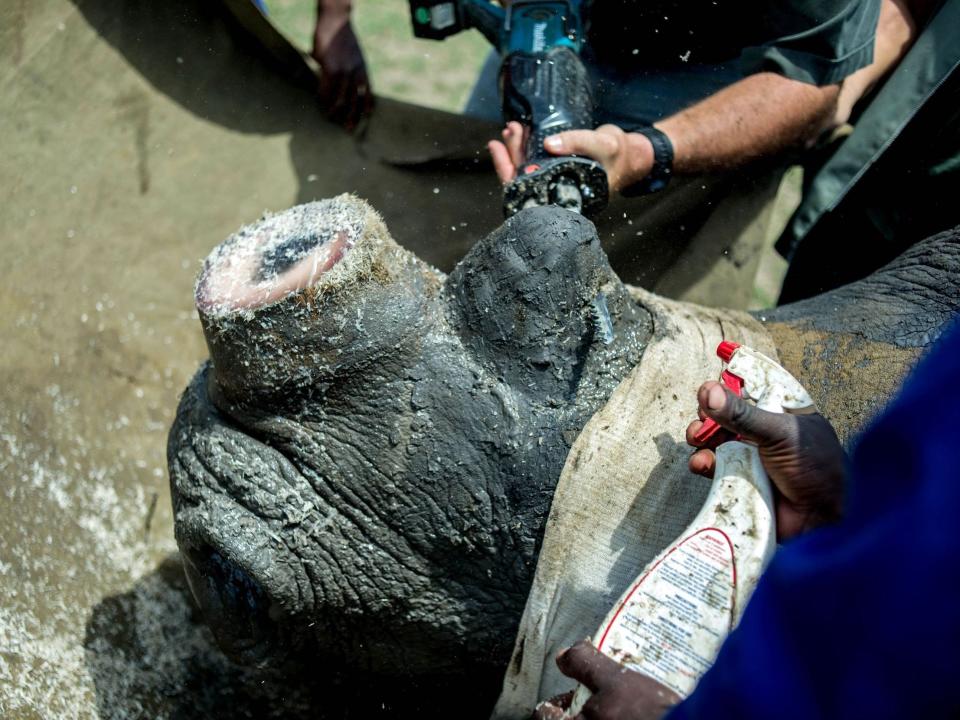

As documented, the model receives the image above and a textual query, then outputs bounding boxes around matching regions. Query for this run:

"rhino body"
[168,197,960,688]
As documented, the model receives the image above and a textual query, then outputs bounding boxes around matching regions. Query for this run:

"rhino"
[167,195,960,701]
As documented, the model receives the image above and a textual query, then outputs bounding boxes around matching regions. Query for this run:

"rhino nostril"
[182,543,283,661]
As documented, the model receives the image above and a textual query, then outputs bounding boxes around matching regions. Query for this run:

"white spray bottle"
[566,341,815,715]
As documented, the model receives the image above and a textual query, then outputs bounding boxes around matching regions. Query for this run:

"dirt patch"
[764,323,921,445]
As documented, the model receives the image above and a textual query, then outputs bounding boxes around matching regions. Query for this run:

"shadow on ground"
[84,555,320,720]
[66,0,502,273]
[84,555,501,720]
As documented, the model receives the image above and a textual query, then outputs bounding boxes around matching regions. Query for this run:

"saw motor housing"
[409,0,609,217]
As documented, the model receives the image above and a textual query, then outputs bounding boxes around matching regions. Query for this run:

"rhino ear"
[195,196,440,406]
[445,207,620,399]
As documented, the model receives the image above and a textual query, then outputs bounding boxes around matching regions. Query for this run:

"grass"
[264,0,490,112]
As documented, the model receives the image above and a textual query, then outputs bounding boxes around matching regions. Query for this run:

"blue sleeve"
[740,0,881,85]
[668,316,960,719]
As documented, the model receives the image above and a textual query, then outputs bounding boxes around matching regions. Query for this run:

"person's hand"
[686,381,846,540]
[533,640,680,720]
[487,122,654,192]
[312,5,373,131]
[487,121,526,184]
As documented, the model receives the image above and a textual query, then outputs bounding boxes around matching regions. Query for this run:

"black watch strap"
[621,125,674,197]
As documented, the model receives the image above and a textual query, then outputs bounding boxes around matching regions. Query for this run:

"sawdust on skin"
[764,322,921,446]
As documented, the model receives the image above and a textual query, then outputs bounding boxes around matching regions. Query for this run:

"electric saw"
[409,0,608,218]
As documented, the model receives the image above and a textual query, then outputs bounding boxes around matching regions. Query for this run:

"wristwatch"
[621,125,674,197]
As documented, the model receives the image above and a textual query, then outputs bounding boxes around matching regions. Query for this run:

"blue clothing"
[669,317,960,719]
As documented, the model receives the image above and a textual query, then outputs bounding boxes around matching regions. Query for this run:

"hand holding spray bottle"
[566,342,815,715]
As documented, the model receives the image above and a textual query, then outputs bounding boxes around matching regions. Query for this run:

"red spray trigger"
[717,341,740,363]
[693,342,743,445]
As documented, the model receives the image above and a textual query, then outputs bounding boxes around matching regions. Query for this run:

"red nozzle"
[717,341,740,363]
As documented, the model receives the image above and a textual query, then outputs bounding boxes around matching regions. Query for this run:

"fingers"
[504,121,525,167]
[686,415,734,451]
[488,140,517,183]
[344,70,374,132]
[317,71,349,124]
[331,71,353,121]
[688,447,716,477]
[532,701,567,720]
[556,640,622,693]
[489,122,527,183]
[555,643,682,720]
[695,381,792,445]
[317,68,374,131]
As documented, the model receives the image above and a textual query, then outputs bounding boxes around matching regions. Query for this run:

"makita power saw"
[409,0,608,217]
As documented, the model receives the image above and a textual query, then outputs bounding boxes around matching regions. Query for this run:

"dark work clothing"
[461,0,881,299]
[466,0,880,126]
[777,0,960,303]
[779,66,960,302]
[669,315,960,719]
[586,0,879,85]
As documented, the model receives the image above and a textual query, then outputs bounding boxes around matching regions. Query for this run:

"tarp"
[493,289,777,718]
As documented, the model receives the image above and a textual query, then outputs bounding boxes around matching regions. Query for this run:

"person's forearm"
[317,0,353,20]
[654,73,840,175]
[315,0,353,53]
[319,0,352,11]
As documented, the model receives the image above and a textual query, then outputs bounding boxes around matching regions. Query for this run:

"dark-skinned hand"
[533,640,680,720]
[686,381,846,540]
[312,13,373,131]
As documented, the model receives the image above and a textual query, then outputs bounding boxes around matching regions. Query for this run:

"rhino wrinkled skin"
[168,195,960,682]
[168,196,652,674]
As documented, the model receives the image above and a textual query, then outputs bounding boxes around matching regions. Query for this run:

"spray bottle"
[566,341,815,714]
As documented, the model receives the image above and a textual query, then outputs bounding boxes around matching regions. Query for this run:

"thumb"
[556,640,621,692]
[544,130,602,157]
[699,382,791,446]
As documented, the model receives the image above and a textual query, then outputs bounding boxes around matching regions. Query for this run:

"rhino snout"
[169,198,655,677]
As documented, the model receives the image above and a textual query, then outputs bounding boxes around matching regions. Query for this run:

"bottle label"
[595,528,736,697]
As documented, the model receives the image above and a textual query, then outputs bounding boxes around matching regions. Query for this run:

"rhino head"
[168,196,652,674]
[169,194,960,683]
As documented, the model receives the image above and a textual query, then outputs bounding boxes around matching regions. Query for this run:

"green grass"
[264,0,490,112]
